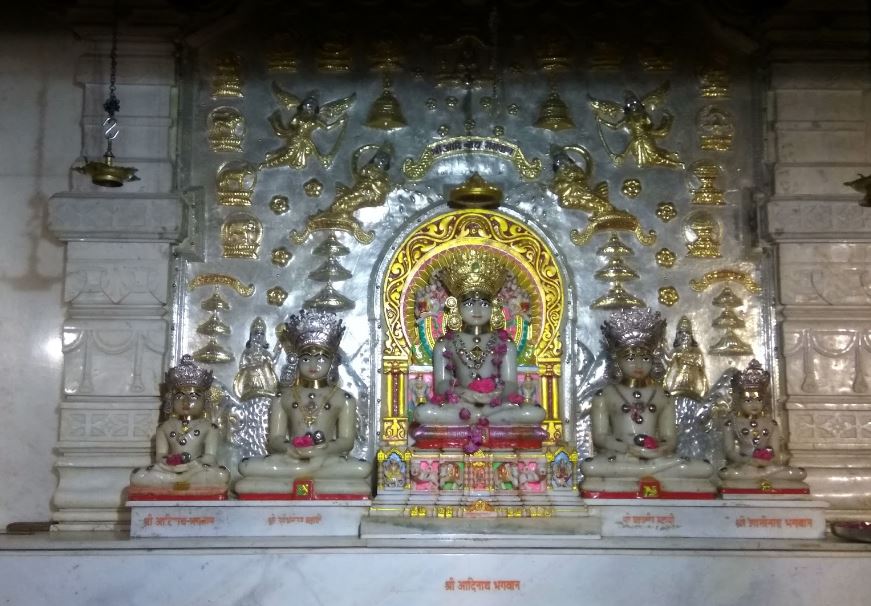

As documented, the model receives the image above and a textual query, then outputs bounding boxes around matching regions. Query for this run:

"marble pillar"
[765,60,871,520]
[48,37,183,531]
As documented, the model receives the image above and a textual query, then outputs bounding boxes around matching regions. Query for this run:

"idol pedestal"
[128,500,370,538]
[587,499,828,539]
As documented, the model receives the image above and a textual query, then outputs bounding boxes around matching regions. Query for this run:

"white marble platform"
[361,514,601,542]
[1,532,871,606]
[589,499,828,539]
[128,500,370,537]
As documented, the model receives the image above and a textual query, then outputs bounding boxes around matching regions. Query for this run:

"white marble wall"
[0,26,82,529]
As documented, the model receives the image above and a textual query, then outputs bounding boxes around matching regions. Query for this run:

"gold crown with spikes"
[435,248,508,301]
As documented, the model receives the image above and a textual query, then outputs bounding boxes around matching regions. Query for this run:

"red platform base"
[127,487,228,501]
[410,423,547,451]
[719,487,810,496]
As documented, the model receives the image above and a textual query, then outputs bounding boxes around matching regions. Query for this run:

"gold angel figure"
[588,82,684,169]
[291,144,393,245]
[550,145,617,216]
[549,145,656,247]
[260,82,355,171]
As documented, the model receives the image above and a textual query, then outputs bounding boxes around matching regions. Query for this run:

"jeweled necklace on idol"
[291,379,339,429]
[616,379,656,425]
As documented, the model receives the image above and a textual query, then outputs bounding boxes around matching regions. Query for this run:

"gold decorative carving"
[304,179,323,198]
[535,33,571,72]
[448,173,502,209]
[621,178,642,198]
[269,195,289,215]
[549,145,656,247]
[697,105,734,151]
[534,88,574,131]
[690,269,762,294]
[709,287,753,356]
[189,274,255,297]
[382,209,563,368]
[402,135,541,181]
[493,125,505,137]
[216,161,257,206]
[435,35,495,89]
[589,41,622,71]
[260,83,355,171]
[221,212,262,259]
[590,233,645,309]
[271,247,293,267]
[370,38,404,72]
[507,103,519,115]
[291,144,393,245]
[655,248,676,268]
[699,64,730,98]
[684,211,722,258]
[366,77,406,131]
[656,201,677,222]
[658,286,679,307]
[480,96,494,111]
[266,286,288,307]
[193,339,234,364]
[316,38,352,73]
[425,98,437,111]
[445,96,458,109]
[689,161,726,206]
[436,124,450,137]
[589,82,684,169]
[207,107,245,153]
[211,55,243,98]
[265,34,298,73]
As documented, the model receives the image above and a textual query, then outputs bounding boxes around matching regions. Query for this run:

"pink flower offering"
[642,436,659,450]
[292,434,314,447]
[752,447,774,461]
[468,377,497,393]
[507,392,525,405]
[164,453,185,466]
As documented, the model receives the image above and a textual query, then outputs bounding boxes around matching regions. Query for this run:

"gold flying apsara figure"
[260,82,355,171]
[588,82,684,169]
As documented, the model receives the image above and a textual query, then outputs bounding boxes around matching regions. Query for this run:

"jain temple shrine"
[1,1,871,604]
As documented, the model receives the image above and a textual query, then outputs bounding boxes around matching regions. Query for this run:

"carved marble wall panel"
[782,322,871,397]
[778,243,871,305]
[65,242,171,307]
[59,408,159,444]
[62,319,168,397]
[788,409,871,448]
[767,199,871,241]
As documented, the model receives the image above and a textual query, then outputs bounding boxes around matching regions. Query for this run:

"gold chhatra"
[709,287,753,356]
[684,211,722,258]
[535,88,575,131]
[365,77,407,131]
[448,173,503,209]
[590,233,645,310]
[193,289,234,365]
[304,233,355,312]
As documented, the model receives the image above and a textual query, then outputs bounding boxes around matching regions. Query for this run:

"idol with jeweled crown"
[718,359,809,497]
[234,309,371,499]
[580,309,715,498]
[129,355,231,500]
[410,248,546,453]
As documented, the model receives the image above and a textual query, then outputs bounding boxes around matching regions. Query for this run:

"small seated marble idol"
[129,355,230,500]
[580,309,715,499]
[718,359,809,496]
[409,248,546,452]
[234,309,371,499]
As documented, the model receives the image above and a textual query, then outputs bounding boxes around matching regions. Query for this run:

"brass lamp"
[74,2,139,187]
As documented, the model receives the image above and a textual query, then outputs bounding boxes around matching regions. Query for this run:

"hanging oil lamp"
[75,5,139,187]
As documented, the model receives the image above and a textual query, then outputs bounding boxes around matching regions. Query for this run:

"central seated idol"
[580,309,715,499]
[234,309,371,499]
[410,248,546,452]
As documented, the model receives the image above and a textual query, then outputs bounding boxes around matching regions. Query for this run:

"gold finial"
[534,88,575,131]
[434,248,508,301]
[74,152,140,187]
[365,77,407,131]
[448,173,503,209]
